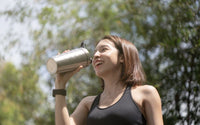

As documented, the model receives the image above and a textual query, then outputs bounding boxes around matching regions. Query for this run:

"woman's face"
[92,39,123,77]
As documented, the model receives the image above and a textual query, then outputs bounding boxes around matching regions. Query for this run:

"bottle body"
[46,48,91,74]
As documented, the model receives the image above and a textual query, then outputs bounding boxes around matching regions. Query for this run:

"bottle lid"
[46,58,57,74]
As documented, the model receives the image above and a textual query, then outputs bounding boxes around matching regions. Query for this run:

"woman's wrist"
[55,84,65,89]
[55,81,66,89]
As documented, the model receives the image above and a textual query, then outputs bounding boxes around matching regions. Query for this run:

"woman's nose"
[93,51,100,57]
[93,51,100,61]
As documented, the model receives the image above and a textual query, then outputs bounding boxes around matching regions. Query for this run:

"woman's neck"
[100,64,125,96]
[102,77,126,97]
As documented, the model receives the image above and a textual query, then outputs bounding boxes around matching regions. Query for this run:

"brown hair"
[100,35,146,86]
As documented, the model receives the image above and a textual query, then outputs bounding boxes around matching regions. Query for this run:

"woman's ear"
[119,55,124,63]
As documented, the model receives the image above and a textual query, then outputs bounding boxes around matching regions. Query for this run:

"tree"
[1,0,199,124]
[124,0,200,124]
[0,62,50,124]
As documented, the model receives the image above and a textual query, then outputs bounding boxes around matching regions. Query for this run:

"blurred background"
[0,0,199,125]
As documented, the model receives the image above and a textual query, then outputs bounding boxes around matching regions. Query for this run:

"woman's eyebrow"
[94,45,109,51]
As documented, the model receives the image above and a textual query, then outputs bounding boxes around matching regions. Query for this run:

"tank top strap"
[125,84,132,94]
[89,94,100,113]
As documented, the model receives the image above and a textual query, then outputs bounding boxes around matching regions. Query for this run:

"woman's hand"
[55,50,83,89]
[55,65,83,89]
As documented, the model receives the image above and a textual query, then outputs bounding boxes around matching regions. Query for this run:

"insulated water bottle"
[46,47,92,74]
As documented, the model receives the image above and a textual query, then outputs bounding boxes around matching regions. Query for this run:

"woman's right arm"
[54,65,95,125]
[54,65,83,125]
[55,94,71,125]
[55,94,94,125]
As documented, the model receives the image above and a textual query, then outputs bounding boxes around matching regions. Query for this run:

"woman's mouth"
[93,60,103,68]
[95,62,103,67]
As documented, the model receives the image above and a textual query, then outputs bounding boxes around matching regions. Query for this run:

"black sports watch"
[52,89,66,97]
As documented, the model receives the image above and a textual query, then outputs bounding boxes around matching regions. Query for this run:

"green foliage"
[0,0,199,124]
[0,62,49,124]
[0,98,24,125]
[127,0,200,124]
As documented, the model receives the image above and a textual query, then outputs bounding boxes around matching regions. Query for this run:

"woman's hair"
[99,35,146,86]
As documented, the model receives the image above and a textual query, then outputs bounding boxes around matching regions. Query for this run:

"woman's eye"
[100,48,107,52]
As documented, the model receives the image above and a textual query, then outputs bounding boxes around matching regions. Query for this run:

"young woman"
[54,35,163,125]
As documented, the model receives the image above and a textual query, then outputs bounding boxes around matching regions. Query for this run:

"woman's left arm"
[143,85,164,125]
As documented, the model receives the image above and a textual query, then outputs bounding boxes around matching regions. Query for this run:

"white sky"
[0,1,52,99]
[0,0,39,68]
[0,0,15,35]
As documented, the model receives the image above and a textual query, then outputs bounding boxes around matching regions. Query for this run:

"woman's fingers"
[70,65,83,77]
[76,65,83,72]
[57,50,70,55]
[64,50,70,53]
[61,65,83,82]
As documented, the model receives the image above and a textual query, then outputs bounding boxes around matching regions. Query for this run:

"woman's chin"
[95,71,104,78]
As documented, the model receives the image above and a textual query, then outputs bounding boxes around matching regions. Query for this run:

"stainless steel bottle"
[46,47,92,74]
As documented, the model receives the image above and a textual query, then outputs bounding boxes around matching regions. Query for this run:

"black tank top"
[87,85,146,125]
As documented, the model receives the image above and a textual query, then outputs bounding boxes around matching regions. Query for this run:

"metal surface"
[46,47,92,74]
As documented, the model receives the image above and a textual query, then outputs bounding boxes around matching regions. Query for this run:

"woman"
[54,35,163,125]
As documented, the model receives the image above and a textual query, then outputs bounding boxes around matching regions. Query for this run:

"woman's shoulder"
[82,95,97,103]
[132,84,157,92]
[80,95,97,111]
[138,85,158,93]
[131,85,160,101]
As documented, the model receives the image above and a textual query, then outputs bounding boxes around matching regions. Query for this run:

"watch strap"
[53,89,66,97]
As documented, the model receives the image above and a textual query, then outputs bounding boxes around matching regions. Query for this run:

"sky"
[0,0,40,68]
[0,0,53,102]
[0,0,26,67]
